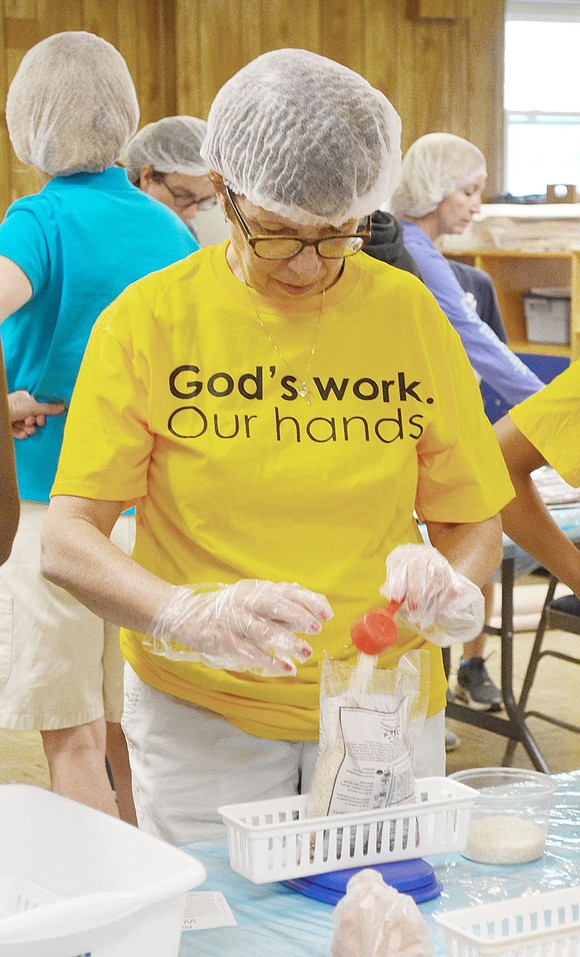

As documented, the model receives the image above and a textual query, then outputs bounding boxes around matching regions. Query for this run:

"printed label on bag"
[328,701,415,814]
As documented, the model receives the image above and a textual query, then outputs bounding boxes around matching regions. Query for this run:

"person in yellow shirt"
[41,49,514,844]
[495,360,580,599]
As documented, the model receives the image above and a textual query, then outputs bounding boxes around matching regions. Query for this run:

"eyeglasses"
[225,186,371,260]
[153,172,217,211]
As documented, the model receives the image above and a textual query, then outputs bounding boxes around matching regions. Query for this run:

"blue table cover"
[179,771,580,956]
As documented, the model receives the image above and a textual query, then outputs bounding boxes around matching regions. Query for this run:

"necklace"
[244,283,325,405]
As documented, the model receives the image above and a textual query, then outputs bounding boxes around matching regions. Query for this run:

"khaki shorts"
[0,502,135,731]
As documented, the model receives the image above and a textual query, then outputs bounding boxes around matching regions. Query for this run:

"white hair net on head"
[6,31,139,177]
[390,132,486,219]
[200,48,402,227]
[120,115,209,184]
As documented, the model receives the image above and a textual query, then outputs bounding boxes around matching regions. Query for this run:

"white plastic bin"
[219,776,476,883]
[523,291,571,344]
[0,784,205,957]
[435,886,580,956]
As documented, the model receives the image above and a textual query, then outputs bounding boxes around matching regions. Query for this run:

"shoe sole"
[455,688,503,712]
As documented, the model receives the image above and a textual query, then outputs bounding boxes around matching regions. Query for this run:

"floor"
[446,575,580,776]
[0,577,578,789]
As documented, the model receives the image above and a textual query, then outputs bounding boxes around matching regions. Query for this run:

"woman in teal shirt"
[0,31,197,822]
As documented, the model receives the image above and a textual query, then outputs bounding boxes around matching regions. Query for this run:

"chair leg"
[503,575,558,766]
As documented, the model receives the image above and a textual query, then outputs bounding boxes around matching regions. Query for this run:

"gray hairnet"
[201,48,402,227]
[120,115,209,183]
[6,31,139,176]
[390,132,486,219]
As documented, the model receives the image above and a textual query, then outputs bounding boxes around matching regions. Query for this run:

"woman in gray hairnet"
[120,115,217,238]
[0,31,197,823]
[42,49,513,844]
[390,132,545,715]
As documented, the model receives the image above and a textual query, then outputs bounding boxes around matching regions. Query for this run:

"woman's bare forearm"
[425,514,503,586]
[495,415,580,597]
[41,496,174,632]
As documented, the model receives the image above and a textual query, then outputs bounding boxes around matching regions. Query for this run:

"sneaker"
[445,728,460,752]
[456,657,503,712]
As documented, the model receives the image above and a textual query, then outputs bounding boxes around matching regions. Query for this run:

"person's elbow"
[39,507,68,586]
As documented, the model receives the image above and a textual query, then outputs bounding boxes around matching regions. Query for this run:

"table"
[445,506,580,773]
[178,771,580,956]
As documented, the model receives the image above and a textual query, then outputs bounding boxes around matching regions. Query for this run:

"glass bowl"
[449,767,557,865]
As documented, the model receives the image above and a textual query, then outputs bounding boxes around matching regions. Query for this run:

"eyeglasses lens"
[252,235,367,260]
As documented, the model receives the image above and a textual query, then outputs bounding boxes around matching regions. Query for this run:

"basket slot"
[276,830,304,872]
[435,887,580,956]
[0,876,61,921]
[14,895,36,915]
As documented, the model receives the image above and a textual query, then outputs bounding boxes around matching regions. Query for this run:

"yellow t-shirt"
[52,242,514,738]
[509,357,580,486]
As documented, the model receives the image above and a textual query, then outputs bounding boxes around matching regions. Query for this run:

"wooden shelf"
[444,249,579,361]
[508,340,572,358]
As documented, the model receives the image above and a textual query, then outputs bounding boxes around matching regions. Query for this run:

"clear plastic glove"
[144,579,333,676]
[329,870,434,957]
[380,543,484,646]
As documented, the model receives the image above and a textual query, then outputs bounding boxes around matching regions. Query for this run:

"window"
[505,2,580,195]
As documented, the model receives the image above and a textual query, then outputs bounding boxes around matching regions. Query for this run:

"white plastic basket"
[0,784,205,957]
[218,775,476,883]
[435,886,580,956]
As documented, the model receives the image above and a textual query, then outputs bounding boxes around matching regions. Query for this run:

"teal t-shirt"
[0,167,198,501]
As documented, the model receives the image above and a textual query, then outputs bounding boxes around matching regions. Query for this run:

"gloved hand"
[329,870,434,957]
[380,543,485,646]
[144,579,333,675]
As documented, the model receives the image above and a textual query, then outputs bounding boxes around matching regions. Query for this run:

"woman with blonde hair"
[391,132,545,713]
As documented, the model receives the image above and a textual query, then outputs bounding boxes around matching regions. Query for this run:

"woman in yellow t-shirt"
[495,360,580,598]
[42,49,514,844]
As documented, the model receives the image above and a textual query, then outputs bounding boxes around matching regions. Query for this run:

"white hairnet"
[201,48,402,227]
[390,132,486,219]
[6,31,139,176]
[120,115,209,183]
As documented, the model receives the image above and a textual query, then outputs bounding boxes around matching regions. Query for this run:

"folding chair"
[504,575,580,768]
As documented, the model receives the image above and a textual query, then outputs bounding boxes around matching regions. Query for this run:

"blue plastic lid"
[283,858,442,905]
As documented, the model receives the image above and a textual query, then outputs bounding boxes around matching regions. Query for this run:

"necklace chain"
[244,285,325,405]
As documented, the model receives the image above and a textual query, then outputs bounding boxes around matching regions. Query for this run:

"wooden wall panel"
[263,0,320,57]
[174,0,202,115]
[173,0,504,197]
[414,20,454,134]
[0,0,505,218]
[0,0,176,215]
[466,0,505,195]
[35,0,83,36]
[362,0,402,108]
[197,0,254,115]
[321,0,363,74]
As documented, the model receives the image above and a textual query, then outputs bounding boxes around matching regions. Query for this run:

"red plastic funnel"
[351,599,402,655]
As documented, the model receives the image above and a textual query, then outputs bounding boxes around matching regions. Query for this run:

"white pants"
[123,663,446,844]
